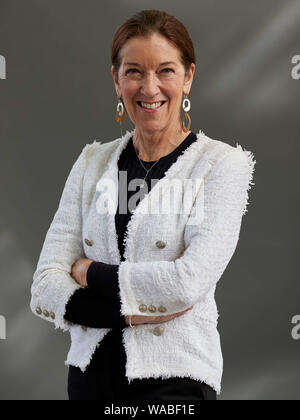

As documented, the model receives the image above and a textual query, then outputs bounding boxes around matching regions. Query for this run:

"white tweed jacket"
[30,128,256,395]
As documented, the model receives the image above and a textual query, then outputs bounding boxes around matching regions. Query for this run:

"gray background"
[0,0,299,400]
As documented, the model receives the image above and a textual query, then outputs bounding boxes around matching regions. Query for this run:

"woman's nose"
[140,73,160,97]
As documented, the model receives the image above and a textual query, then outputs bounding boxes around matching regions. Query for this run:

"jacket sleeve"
[117,147,256,317]
[64,288,127,329]
[30,143,94,331]
[64,262,128,329]
[86,261,120,299]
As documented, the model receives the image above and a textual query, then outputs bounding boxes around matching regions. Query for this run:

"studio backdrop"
[0,0,299,400]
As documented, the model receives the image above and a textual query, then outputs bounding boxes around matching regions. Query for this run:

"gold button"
[148,305,157,313]
[85,238,93,246]
[156,240,166,249]
[139,304,148,312]
[43,310,50,318]
[158,305,167,313]
[50,312,55,320]
[153,326,164,336]
[36,307,42,315]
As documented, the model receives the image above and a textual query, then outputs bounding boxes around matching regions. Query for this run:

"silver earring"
[116,96,126,138]
[181,93,191,133]
[182,93,191,112]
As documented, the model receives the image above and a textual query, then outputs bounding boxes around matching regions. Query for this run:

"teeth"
[141,101,163,109]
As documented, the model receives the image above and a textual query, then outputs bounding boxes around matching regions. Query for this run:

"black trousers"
[68,328,217,401]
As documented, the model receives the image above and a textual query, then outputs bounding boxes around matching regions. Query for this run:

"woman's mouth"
[136,101,166,112]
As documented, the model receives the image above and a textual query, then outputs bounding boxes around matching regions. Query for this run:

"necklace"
[133,143,162,189]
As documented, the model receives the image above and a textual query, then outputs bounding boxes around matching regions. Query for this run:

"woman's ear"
[184,63,196,93]
[111,65,121,97]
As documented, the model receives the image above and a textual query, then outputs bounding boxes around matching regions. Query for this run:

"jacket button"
[156,240,166,249]
[148,305,157,313]
[158,305,167,313]
[36,307,42,315]
[43,310,50,318]
[50,312,55,320]
[139,304,148,312]
[153,326,164,336]
[85,238,93,246]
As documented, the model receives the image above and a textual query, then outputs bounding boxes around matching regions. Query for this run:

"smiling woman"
[30,8,255,402]
[111,14,196,162]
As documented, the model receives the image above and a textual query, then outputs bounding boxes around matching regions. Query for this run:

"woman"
[30,10,256,401]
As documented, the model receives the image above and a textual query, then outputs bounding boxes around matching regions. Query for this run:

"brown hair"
[111,10,196,80]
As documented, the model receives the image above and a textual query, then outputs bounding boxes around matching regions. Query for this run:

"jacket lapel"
[94,128,210,263]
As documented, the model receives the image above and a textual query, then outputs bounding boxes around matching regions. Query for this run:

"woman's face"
[111,32,195,135]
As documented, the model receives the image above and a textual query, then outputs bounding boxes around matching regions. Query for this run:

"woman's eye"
[126,68,174,76]
[126,69,139,74]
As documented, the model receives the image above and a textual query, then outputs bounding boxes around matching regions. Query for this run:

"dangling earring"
[181,93,191,133]
[116,96,126,137]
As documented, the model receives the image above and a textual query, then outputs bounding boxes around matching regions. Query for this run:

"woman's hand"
[71,258,94,288]
[125,306,193,326]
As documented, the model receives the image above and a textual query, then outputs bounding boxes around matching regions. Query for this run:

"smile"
[137,101,166,112]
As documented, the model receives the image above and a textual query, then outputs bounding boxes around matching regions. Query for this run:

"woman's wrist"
[125,315,135,328]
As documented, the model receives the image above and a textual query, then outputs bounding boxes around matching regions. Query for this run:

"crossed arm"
[64,256,188,329]
[64,261,127,329]
[30,144,255,332]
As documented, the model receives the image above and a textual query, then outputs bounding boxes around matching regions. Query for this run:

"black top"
[64,132,198,356]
